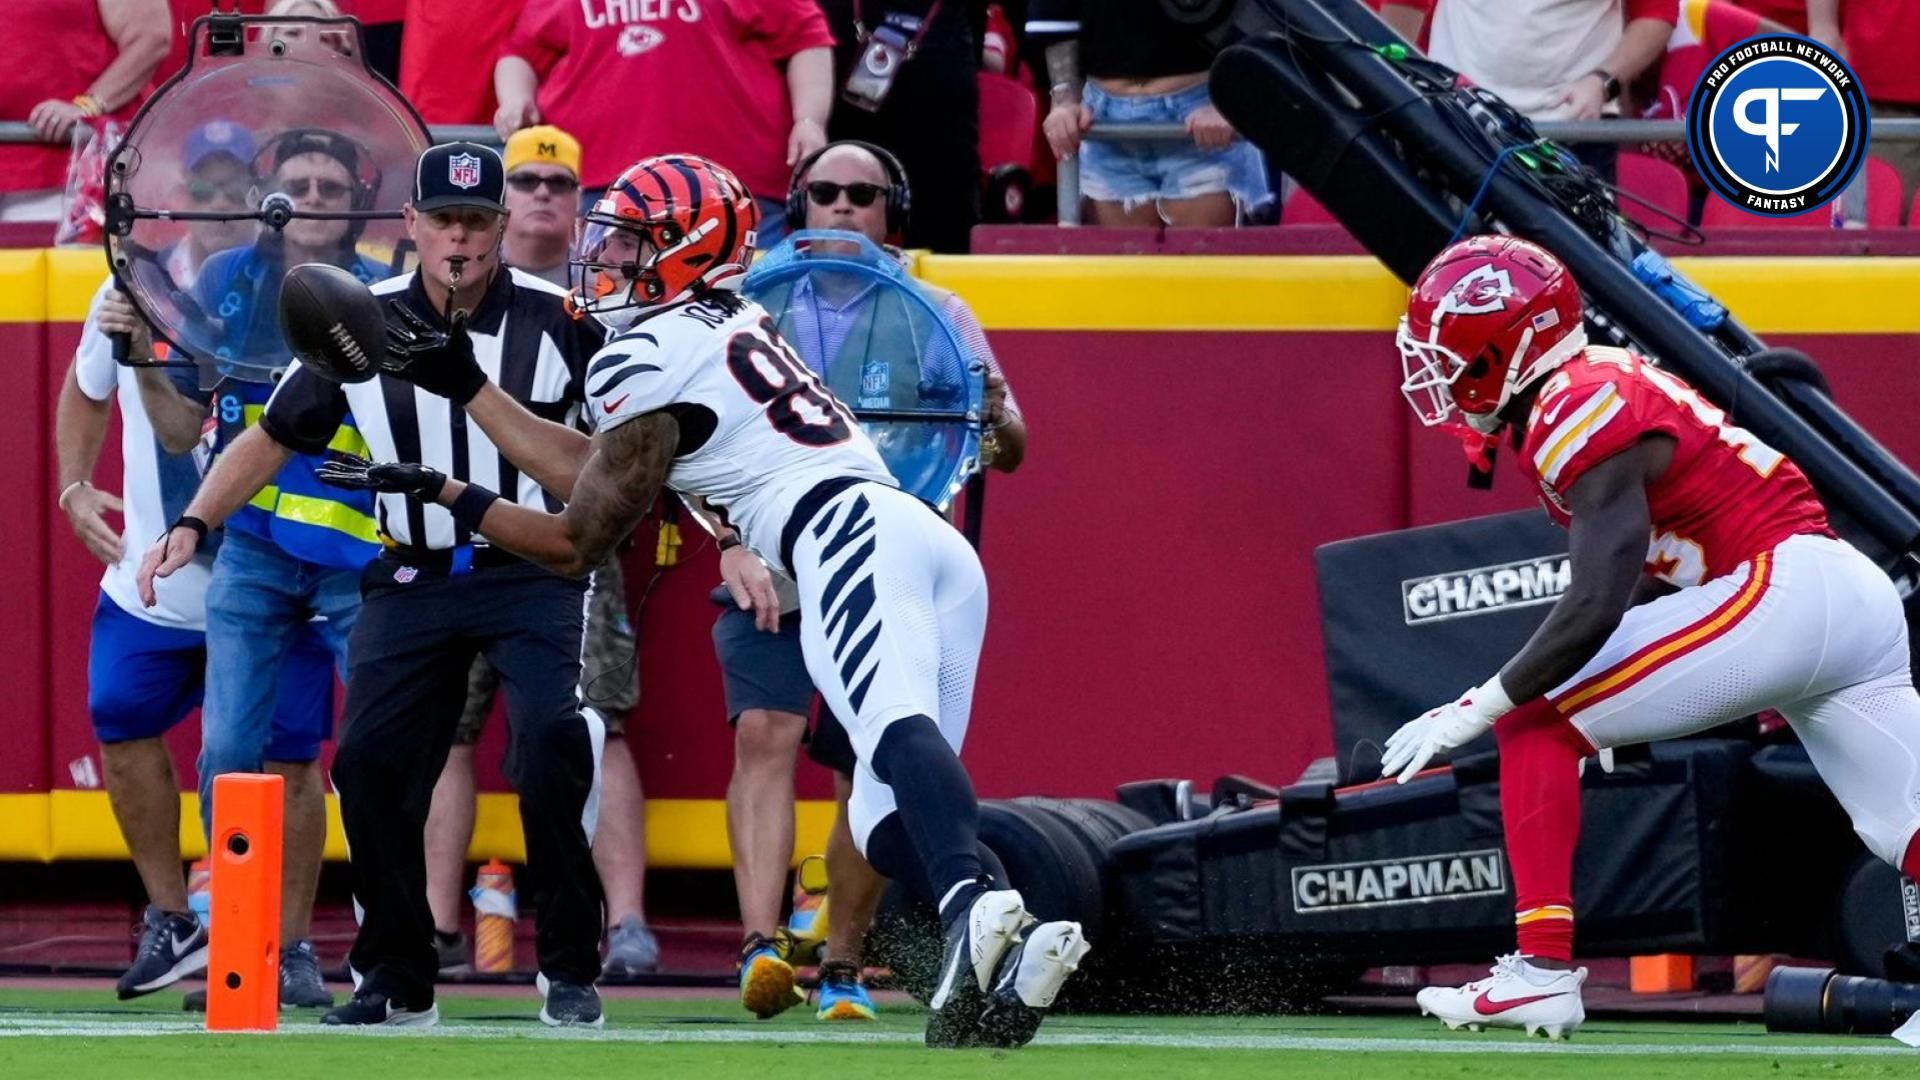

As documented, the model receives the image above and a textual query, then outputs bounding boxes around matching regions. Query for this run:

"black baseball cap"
[412,141,506,213]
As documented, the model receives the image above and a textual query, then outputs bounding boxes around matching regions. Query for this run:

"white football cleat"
[1415,953,1587,1040]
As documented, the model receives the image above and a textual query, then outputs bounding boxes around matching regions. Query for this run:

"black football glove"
[383,300,487,405]
[316,453,448,500]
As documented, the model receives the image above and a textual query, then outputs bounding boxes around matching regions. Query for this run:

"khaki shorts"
[455,557,638,743]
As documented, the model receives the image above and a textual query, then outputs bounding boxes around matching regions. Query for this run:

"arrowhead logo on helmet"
[1396,235,1587,436]
[1437,265,1515,317]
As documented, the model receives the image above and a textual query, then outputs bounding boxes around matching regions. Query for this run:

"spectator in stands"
[263,0,356,58]
[492,0,833,245]
[2,0,169,222]
[498,124,581,286]
[400,0,522,125]
[1809,0,1920,222]
[1029,0,1272,226]
[1381,0,1677,183]
[420,123,659,980]
[720,140,1026,1023]
[815,0,982,253]
[1634,0,1786,217]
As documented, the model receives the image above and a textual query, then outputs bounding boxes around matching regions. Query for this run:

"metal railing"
[9,117,1920,227]
[1055,118,1920,225]
[0,121,502,147]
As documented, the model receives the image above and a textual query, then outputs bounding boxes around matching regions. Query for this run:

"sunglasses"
[806,181,888,208]
[187,179,252,205]
[279,177,353,200]
[507,172,580,195]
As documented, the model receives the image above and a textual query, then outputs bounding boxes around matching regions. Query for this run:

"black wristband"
[448,484,501,534]
[170,515,209,542]
[419,469,449,503]
[718,534,743,552]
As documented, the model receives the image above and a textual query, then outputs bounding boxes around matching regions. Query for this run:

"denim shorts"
[1081,81,1273,216]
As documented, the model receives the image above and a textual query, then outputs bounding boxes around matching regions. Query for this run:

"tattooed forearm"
[1046,42,1081,105]
[559,411,679,574]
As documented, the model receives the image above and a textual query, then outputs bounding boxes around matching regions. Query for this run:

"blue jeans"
[1081,81,1272,217]
[198,528,362,839]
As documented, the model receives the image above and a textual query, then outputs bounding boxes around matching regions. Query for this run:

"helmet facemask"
[1397,315,1587,434]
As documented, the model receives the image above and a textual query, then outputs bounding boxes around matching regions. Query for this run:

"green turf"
[0,987,1913,1079]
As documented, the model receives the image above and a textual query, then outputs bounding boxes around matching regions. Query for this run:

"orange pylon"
[206,773,284,1032]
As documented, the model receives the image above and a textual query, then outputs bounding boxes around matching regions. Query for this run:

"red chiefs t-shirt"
[502,0,834,194]
[1519,347,1831,586]
[1843,0,1920,103]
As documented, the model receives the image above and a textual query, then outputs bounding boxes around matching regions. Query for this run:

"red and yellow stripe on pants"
[1550,552,1775,718]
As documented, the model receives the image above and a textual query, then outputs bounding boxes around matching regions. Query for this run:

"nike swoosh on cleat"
[1472,989,1569,1015]
[170,930,203,955]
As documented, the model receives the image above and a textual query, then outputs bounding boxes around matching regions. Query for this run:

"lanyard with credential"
[852,0,946,60]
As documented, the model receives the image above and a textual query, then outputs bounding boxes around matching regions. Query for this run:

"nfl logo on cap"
[448,152,482,190]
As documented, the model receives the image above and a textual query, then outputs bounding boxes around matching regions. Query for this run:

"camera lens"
[1765,966,1920,1035]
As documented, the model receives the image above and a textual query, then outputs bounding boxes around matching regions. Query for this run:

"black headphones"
[785,139,911,238]
[252,127,381,212]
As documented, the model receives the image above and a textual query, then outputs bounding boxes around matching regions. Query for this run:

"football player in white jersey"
[318,154,1088,1048]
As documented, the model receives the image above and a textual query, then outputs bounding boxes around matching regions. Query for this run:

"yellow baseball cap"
[503,125,581,178]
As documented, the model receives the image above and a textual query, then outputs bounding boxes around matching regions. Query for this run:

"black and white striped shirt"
[261,266,607,550]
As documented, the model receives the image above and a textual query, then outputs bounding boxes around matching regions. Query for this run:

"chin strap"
[1439,420,1502,489]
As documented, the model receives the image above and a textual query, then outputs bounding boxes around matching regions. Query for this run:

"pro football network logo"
[1687,34,1869,217]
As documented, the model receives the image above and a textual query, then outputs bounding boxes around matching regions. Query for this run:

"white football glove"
[1380,677,1516,784]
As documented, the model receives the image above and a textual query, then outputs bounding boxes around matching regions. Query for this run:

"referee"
[140,142,611,1028]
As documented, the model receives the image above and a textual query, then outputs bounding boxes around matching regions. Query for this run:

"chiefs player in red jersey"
[1385,235,1920,1039]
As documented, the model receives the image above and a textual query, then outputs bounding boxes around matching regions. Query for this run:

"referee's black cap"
[413,141,506,213]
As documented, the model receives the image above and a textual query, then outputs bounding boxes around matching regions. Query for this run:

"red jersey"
[1519,347,1831,587]
[502,0,834,194]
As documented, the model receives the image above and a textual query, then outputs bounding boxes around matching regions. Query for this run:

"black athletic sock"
[871,715,985,923]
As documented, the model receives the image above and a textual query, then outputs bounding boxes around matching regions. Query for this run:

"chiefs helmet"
[571,154,760,319]
[1397,235,1587,434]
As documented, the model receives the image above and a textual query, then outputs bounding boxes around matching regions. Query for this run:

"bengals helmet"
[570,154,760,318]
[1397,235,1587,434]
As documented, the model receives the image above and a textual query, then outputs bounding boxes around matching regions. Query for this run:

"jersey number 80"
[726,317,857,447]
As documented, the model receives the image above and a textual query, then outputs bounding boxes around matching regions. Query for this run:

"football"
[278,262,387,384]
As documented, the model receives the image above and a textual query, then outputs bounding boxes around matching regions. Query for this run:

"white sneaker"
[1415,953,1587,1040]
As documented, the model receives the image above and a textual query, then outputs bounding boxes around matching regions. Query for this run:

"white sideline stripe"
[0,1018,1912,1055]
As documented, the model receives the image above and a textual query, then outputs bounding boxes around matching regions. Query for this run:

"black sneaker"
[537,973,605,1028]
[924,889,1029,1049]
[321,988,439,1027]
[117,906,209,1000]
[975,921,1090,1048]
[280,939,335,1008]
[434,930,470,978]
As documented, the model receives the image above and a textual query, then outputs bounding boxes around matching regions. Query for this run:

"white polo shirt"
[1429,0,1628,120]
